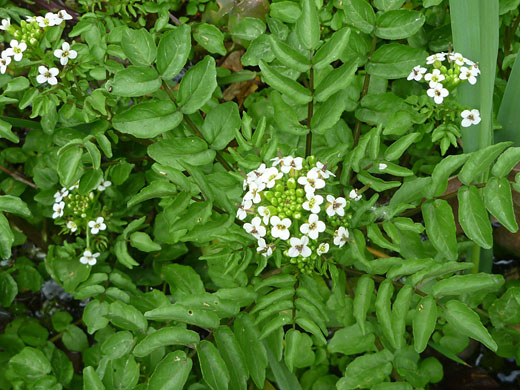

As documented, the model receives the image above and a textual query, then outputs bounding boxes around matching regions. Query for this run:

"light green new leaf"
[0,195,32,217]
[157,24,191,79]
[483,177,518,233]
[83,366,105,390]
[313,27,351,69]
[133,327,199,357]
[337,350,393,390]
[342,0,376,34]
[457,186,493,249]
[110,66,161,97]
[112,101,182,138]
[269,36,310,73]
[375,10,425,40]
[234,313,267,388]
[445,300,497,351]
[412,296,437,353]
[178,56,217,114]
[201,102,241,150]
[295,0,320,50]
[314,59,358,102]
[459,142,511,185]
[194,23,226,56]
[198,340,230,390]
[148,351,192,390]
[421,199,458,261]
[259,61,312,105]
[57,147,83,188]
[121,28,156,66]
[214,326,249,390]
[432,273,504,297]
[130,232,161,252]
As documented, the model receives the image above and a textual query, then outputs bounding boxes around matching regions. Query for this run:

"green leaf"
[57,147,83,188]
[127,181,177,208]
[311,91,347,135]
[0,271,18,307]
[157,25,191,79]
[130,231,161,252]
[313,27,351,69]
[459,142,512,185]
[341,0,376,34]
[457,186,493,248]
[194,23,226,56]
[432,273,504,297]
[234,313,267,388]
[78,170,103,196]
[62,324,88,352]
[271,91,308,136]
[231,17,266,41]
[269,36,310,73]
[496,55,520,145]
[264,341,302,390]
[375,279,396,348]
[201,102,241,150]
[9,347,51,380]
[353,275,374,335]
[484,177,518,233]
[0,118,19,143]
[198,340,230,390]
[110,66,161,97]
[148,351,192,390]
[148,137,216,168]
[284,329,314,371]
[214,326,249,390]
[375,10,425,40]
[337,350,393,390]
[413,296,437,353]
[0,195,31,217]
[101,331,135,360]
[0,214,14,260]
[295,0,320,50]
[374,0,406,10]
[421,199,458,261]
[428,154,470,197]
[84,141,101,170]
[145,304,220,329]
[328,323,375,355]
[367,44,427,79]
[83,366,105,390]
[161,263,205,300]
[133,327,199,357]
[107,301,148,332]
[112,101,182,139]
[121,28,156,66]
[444,300,497,351]
[491,147,520,177]
[114,239,139,269]
[391,285,412,350]
[384,133,421,161]
[314,59,358,102]
[259,60,312,105]
[270,1,301,23]
[178,56,217,114]
[83,299,109,334]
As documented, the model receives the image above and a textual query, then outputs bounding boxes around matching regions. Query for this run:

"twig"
[0,166,37,189]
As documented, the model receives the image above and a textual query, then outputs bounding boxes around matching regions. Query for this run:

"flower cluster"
[408,52,481,128]
[237,156,361,274]
[0,11,75,84]
[51,178,112,266]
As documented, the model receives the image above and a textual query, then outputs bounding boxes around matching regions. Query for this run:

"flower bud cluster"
[237,156,360,274]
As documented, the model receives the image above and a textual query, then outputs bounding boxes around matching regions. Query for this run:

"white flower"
[0,51,11,74]
[424,69,445,88]
[427,84,449,104]
[302,193,323,214]
[378,163,388,171]
[54,187,69,202]
[88,217,106,235]
[246,163,267,187]
[300,214,326,240]
[37,13,59,28]
[459,66,478,85]
[243,216,266,239]
[461,109,481,127]
[36,66,59,85]
[54,42,77,66]
[333,227,350,248]
[52,201,65,219]
[448,52,465,66]
[407,65,427,81]
[281,156,303,173]
[244,181,265,204]
[26,16,37,23]
[97,179,112,191]
[317,242,329,255]
[69,181,79,191]
[257,238,273,257]
[463,57,475,66]
[4,40,27,62]
[66,220,78,232]
[316,161,335,179]
[270,215,291,241]
[326,195,346,217]
[258,206,271,224]
[56,10,73,23]
[297,169,325,194]
[426,52,446,64]
[288,235,311,258]
[349,189,362,201]
[0,18,10,31]
[261,167,282,188]
[80,250,100,266]
[236,198,252,220]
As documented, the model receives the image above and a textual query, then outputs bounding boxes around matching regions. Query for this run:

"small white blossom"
[80,250,99,266]
[326,195,346,217]
[244,181,265,204]
[302,193,323,214]
[461,109,481,128]
[448,52,465,66]
[459,66,478,85]
[54,187,69,202]
[426,52,446,64]
[36,66,59,85]
[349,189,362,201]
[244,216,266,239]
[464,58,475,66]
[317,242,329,255]
[246,163,267,187]
[407,65,427,81]
[281,156,303,173]
[427,84,449,104]
[0,51,11,74]
[257,238,273,257]
[315,161,335,179]
[56,10,73,23]
[0,18,10,31]
[300,214,326,240]
[88,217,106,235]
[258,206,271,224]
[378,163,388,170]
[54,42,77,66]
[69,182,79,191]
[270,215,291,241]
[288,235,311,258]
[236,199,252,220]
[26,16,37,23]
[261,167,282,188]
[424,69,445,88]
[97,179,112,191]
[4,40,27,62]
[66,220,77,232]
[333,227,350,248]
[298,169,325,194]
[37,13,59,28]
[52,201,65,219]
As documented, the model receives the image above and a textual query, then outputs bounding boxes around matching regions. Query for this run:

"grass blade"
[496,55,520,144]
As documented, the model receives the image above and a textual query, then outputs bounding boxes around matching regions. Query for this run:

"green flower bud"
[279,212,287,219]
[293,212,302,220]
[275,191,282,198]
[296,189,305,197]
[287,178,296,189]
[275,184,284,192]
[264,191,274,200]
[271,198,279,206]
[307,155,316,166]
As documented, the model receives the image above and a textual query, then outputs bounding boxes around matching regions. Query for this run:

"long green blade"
[496,55,520,144]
